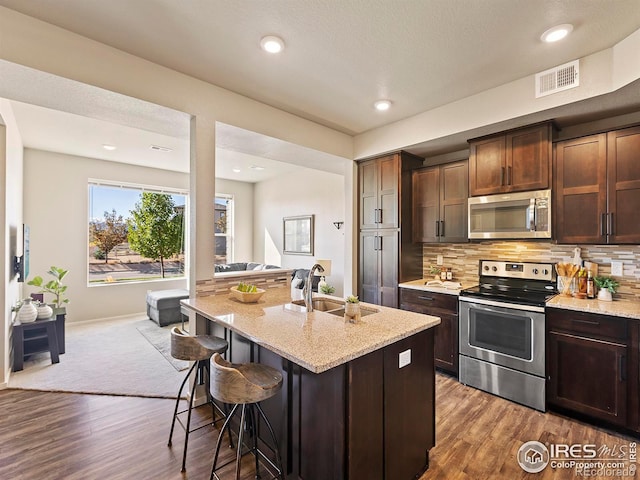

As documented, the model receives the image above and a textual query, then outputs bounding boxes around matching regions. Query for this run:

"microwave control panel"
[479,260,554,281]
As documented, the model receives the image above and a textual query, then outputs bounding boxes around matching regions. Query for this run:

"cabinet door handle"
[375,208,381,224]
[572,318,600,326]
[608,213,614,236]
[600,213,607,237]
[376,235,382,251]
[501,167,505,186]
[619,354,626,382]
[418,296,435,301]
[440,220,445,237]
[435,221,440,237]
[507,166,512,185]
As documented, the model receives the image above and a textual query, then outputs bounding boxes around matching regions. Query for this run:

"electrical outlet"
[399,349,411,368]
[611,261,623,277]
[436,255,443,266]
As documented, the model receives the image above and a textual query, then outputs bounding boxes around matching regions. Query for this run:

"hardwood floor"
[0,373,635,479]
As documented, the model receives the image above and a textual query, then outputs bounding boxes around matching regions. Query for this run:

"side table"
[12,318,60,371]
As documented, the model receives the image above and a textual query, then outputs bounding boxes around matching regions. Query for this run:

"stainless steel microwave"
[468,189,551,239]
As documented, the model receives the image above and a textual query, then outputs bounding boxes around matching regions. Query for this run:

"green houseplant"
[28,266,70,310]
[594,276,619,302]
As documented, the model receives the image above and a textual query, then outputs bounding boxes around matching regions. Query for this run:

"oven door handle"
[459,296,545,313]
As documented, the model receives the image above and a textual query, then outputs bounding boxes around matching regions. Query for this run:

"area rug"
[135,320,189,372]
[8,314,187,399]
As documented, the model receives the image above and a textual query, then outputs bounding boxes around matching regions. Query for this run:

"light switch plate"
[611,261,623,277]
[399,349,411,368]
[436,255,443,266]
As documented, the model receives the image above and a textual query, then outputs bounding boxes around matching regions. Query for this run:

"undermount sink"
[290,299,379,317]
[291,299,344,311]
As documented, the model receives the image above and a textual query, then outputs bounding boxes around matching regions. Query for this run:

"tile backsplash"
[421,241,640,300]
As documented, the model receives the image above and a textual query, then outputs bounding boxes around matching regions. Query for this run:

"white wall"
[254,169,345,296]
[0,99,24,387]
[215,178,254,262]
[23,148,189,322]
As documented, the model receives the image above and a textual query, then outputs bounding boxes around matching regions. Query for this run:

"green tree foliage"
[127,193,184,278]
[89,209,128,264]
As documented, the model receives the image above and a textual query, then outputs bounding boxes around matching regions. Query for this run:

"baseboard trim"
[68,311,147,325]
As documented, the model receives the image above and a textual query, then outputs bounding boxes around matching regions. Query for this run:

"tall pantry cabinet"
[358,152,423,308]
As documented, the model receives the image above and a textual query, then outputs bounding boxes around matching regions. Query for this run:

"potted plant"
[594,276,619,302]
[344,295,361,323]
[28,266,69,353]
[28,266,70,312]
[319,284,336,295]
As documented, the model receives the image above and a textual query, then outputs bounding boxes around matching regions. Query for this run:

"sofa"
[290,269,320,293]
[214,262,281,274]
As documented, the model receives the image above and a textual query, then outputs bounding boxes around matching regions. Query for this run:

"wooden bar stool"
[209,353,284,480]
[168,327,228,472]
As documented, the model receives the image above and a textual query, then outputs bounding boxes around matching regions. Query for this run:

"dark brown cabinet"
[358,152,423,307]
[547,308,628,427]
[360,230,399,308]
[469,123,552,196]
[629,320,640,433]
[412,161,468,243]
[554,125,640,244]
[400,288,458,375]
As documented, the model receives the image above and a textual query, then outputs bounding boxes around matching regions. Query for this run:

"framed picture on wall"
[283,215,314,255]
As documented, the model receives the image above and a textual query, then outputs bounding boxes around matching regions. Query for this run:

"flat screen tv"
[14,224,29,282]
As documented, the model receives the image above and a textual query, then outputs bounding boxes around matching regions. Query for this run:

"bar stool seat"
[209,353,284,480]
[168,327,228,472]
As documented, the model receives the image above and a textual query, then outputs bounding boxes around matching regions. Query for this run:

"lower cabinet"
[629,321,640,432]
[546,308,630,428]
[400,288,458,375]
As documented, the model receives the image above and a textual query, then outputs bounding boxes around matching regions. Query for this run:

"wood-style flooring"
[0,373,635,480]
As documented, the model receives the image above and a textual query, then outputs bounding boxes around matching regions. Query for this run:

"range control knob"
[542,268,549,275]
[483,265,490,271]
[533,268,539,275]
[492,266,498,272]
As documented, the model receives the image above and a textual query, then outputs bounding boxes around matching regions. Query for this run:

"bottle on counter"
[446,269,453,281]
[440,268,447,281]
[586,271,595,299]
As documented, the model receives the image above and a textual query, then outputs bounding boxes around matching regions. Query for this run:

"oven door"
[459,297,545,377]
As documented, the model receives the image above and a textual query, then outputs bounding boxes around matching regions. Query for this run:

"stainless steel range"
[458,260,557,411]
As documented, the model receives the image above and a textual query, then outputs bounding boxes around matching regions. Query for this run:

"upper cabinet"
[412,161,468,243]
[469,123,552,196]
[555,125,640,244]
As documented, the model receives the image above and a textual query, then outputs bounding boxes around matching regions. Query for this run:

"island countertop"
[181,287,440,374]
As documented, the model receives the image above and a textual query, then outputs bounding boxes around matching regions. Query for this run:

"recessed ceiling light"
[232,168,241,173]
[102,144,117,151]
[374,100,392,111]
[250,165,265,171]
[540,24,573,43]
[260,36,285,54]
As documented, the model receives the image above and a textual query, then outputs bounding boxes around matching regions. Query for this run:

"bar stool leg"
[168,360,198,446]
[210,403,240,480]
[249,405,261,479]
[234,404,247,480]
[256,403,284,479]
[181,364,200,472]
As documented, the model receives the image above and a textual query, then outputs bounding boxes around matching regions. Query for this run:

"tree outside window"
[88,183,187,285]
[215,195,233,264]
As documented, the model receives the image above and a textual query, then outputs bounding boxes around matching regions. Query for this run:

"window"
[215,195,233,264]
[88,181,188,285]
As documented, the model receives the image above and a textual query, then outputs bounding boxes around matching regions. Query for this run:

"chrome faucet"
[304,263,325,311]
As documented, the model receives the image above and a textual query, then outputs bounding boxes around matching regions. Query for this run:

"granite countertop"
[398,278,470,296]
[546,295,640,320]
[181,287,441,374]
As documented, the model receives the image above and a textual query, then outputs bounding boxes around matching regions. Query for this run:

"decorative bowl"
[229,286,266,303]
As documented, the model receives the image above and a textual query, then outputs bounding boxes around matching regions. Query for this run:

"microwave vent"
[535,60,579,98]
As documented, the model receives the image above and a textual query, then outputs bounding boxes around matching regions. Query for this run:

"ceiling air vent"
[535,60,579,98]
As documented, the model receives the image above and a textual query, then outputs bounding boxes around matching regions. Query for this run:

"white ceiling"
[1,0,639,136]
[0,1,639,176]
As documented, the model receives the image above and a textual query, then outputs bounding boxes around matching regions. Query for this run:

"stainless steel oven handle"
[459,296,545,313]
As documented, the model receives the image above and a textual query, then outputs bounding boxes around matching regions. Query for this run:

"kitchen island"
[182,287,440,480]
